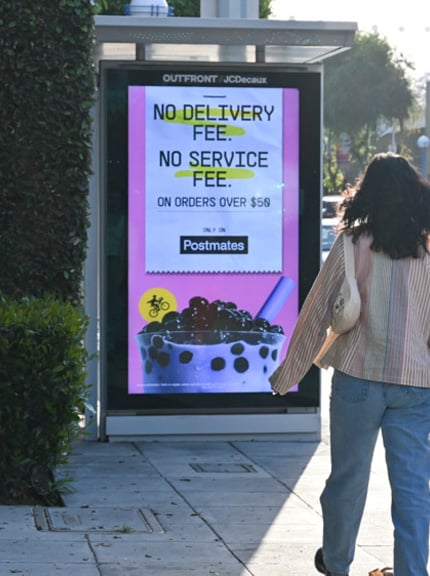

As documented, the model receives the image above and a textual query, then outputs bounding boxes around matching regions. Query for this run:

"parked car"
[322,217,339,261]
[322,194,343,218]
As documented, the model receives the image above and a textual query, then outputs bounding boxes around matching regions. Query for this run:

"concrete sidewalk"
[0,375,397,576]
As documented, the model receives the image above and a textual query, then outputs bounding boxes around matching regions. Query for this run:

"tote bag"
[314,233,361,368]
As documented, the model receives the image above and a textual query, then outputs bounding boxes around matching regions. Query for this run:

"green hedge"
[0,295,90,504]
[0,0,94,304]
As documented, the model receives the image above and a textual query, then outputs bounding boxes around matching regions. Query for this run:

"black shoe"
[314,548,331,575]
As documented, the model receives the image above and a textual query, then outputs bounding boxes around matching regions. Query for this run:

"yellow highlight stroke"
[175,167,254,180]
[162,109,246,136]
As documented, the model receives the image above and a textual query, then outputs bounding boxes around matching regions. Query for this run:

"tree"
[259,0,272,18]
[161,0,272,17]
[93,0,124,14]
[167,0,199,16]
[95,0,273,18]
[323,31,415,182]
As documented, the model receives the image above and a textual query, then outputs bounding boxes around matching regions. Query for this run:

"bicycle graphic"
[147,294,170,318]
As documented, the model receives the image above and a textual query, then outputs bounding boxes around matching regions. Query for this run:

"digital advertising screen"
[102,64,321,413]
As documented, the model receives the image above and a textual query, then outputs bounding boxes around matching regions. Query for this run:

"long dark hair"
[339,152,430,259]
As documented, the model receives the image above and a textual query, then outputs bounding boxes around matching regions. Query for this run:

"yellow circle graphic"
[139,288,177,323]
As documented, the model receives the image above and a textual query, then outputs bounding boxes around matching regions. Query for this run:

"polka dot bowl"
[135,330,286,393]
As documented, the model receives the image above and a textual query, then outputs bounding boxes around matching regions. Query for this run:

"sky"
[270,0,430,79]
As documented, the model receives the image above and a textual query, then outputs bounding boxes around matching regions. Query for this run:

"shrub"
[0,0,94,304]
[0,295,90,504]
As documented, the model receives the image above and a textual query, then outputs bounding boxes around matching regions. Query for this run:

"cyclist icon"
[147,294,170,318]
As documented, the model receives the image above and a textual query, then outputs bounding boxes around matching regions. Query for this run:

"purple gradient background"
[127,85,299,394]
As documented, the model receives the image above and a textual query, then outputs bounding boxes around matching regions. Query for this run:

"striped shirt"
[270,232,430,394]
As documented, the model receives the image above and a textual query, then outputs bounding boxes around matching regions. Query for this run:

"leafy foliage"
[259,0,272,18]
[172,0,272,17]
[0,0,94,304]
[0,295,90,504]
[94,0,272,18]
[93,0,127,14]
[323,134,345,194]
[325,32,414,135]
[168,0,199,16]
[323,32,415,177]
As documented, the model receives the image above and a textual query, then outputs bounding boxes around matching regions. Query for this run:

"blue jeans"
[320,370,430,576]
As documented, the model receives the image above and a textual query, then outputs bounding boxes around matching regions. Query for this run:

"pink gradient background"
[128,85,299,394]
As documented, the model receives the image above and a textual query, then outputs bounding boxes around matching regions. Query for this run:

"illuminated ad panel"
[128,78,299,394]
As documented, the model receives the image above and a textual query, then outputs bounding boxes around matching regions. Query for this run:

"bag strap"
[343,233,355,278]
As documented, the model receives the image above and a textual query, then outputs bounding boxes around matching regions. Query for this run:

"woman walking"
[270,153,430,576]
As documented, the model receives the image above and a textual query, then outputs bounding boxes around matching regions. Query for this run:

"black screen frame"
[101,61,321,415]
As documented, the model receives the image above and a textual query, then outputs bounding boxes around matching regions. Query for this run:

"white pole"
[200,0,259,61]
[200,0,258,18]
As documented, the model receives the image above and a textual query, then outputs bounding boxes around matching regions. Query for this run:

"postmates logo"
[139,288,177,323]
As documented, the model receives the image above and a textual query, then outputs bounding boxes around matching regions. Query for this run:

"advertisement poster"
[128,82,300,394]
